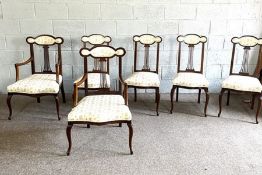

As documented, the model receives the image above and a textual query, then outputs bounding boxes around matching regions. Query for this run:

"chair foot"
[7,94,13,120]
[127,121,133,155]
[87,124,90,128]
[37,97,40,103]
[66,123,73,156]
[119,123,122,127]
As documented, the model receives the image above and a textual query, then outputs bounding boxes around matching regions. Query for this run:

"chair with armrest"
[7,34,65,120]
[75,34,112,94]
[66,45,133,155]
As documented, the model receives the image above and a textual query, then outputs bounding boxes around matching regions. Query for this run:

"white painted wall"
[0,0,261,93]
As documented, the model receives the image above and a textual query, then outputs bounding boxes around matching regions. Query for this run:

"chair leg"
[218,88,226,117]
[204,88,209,117]
[251,93,256,110]
[134,88,137,102]
[198,89,201,103]
[37,97,40,103]
[54,95,60,120]
[226,90,230,106]
[61,82,66,103]
[256,95,262,124]
[176,87,179,102]
[156,88,160,116]
[127,121,133,155]
[87,124,90,128]
[155,89,157,103]
[170,86,176,114]
[7,94,13,120]
[66,123,73,156]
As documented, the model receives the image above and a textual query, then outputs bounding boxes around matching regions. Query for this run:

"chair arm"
[15,58,32,81]
[73,74,87,107]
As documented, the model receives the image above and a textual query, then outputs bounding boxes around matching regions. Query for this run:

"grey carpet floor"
[1,93,262,175]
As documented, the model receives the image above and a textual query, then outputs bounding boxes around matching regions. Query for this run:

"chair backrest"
[133,34,162,73]
[26,34,64,75]
[79,45,126,95]
[229,35,262,76]
[81,34,112,74]
[177,34,207,74]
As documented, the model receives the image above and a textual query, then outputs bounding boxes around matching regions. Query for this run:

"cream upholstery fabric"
[75,73,110,89]
[7,74,62,94]
[68,95,132,122]
[222,75,262,93]
[172,72,209,88]
[125,72,160,87]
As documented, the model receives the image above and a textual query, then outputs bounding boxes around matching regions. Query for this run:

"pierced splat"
[142,45,150,71]
[43,46,52,72]
[177,34,207,74]
[230,36,262,76]
[26,35,64,75]
[81,34,111,74]
[240,47,250,75]
[186,45,195,71]
[133,34,162,73]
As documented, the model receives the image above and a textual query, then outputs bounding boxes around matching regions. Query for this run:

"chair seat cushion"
[222,75,262,92]
[75,73,110,89]
[7,74,62,94]
[172,72,209,88]
[125,72,160,87]
[68,95,132,122]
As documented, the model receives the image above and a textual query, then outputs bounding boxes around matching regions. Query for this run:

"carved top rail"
[177,34,207,45]
[81,34,112,45]
[133,34,162,45]
[26,35,63,46]
[231,36,262,47]
[80,45,126,59]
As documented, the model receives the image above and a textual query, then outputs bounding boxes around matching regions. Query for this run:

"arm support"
[73,74,87,107]
[15,58,32,81]
[119,75,128,105]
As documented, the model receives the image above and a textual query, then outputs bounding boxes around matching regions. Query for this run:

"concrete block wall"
[0,0,262,93]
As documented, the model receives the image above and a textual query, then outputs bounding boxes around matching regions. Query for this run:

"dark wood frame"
[7,34,65,120]
[127,34,162,116]
[170,34,209,116]
[218,35,262,124]
[79,34,112,94]
[66,45,133,155]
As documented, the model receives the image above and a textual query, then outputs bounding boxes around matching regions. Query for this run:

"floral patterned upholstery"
[75,73,110,89]
[172,72,209,88]
[68,95,132,122]
[125,72,160,87]
[7,74,62,94]
[222,75,262,93]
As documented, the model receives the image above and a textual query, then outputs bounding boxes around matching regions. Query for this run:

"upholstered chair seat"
[172,72,209,88]
[75,73,110,89]
[125,72,160,87]
[222,75,262,93]
[7,74,62,94]
[68,95,132,122]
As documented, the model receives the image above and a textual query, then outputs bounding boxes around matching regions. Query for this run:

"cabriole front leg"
[127,121,133,155]
[66,123,73,156]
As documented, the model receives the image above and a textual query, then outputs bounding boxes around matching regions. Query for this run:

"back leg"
[7,94,13,120]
